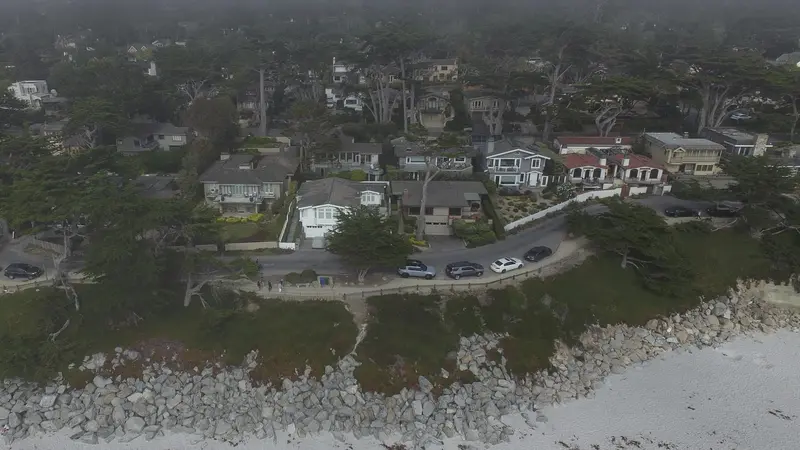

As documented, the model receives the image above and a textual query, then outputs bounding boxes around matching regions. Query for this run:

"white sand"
[9,330,800,450]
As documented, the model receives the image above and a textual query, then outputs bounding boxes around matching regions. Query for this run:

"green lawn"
[354,229,778,389]
[0,284,356,385]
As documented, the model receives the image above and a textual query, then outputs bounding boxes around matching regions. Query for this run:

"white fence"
[629,186,649,196]
[504,188,622,232]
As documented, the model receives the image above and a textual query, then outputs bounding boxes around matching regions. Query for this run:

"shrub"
[409,236,428,247]
[452,219,497,248]
[350,170,368,181]
[246,213,265,223]
[285,270,318,285]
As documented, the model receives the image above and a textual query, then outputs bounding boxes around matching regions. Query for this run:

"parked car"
[664,206,699,217]
[490,257,524,274]
[397,262,436,279]
[4,263,44,280]
[445,261,484,279]
[524,246,553,262]
[730,112,752,121]
[706,204,741,217]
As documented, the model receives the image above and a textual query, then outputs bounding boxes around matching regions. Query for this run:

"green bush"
[452,219,497,248]
[350,169,368,181]
[481,196,506,239]
[285,269,318,285]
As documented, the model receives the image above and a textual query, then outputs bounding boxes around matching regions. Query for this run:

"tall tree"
[767,67,800,142]
[575,76,655,136]
[327,206,413,282]
[670,48,767,133]
[184,97,238,146]
[65,97,129,148]
[289,99,338,168]
[568,199,693,294]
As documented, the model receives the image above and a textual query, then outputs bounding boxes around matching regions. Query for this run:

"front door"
[528,172,539,187]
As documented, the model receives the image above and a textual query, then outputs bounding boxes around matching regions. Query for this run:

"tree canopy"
[326,206,413,282]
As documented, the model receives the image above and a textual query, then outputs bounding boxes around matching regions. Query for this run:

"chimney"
[599,156,607,166]
[220,153,230,161]
[683,132,689,139]
[622,156,630,167]
[753,133,769,156]
[487,137,495,155]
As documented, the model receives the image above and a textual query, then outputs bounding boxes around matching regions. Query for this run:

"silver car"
[397,261,436,280]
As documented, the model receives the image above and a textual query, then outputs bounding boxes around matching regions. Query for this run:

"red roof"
[564,153,606,169]
[609,153,663,170]
[555,136,634,147]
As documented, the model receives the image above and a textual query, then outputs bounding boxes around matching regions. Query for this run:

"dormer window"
[361,191,380,205]
[405,147,412,152]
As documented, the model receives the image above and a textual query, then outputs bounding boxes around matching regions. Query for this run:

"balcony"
[492,166,521,173]
[313,160,382,174]
[668,154,720,164]
[437,160,472,172]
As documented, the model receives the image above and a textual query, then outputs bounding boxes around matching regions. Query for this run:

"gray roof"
[339,134,383,154]
[125,122,188,139]
[645,133,724,150]
[390,180,487,207]
[703,127,758,145]
[391,136,475,157]
[199,152,299,184]
[134,175,179,199]
[296,178,386,208]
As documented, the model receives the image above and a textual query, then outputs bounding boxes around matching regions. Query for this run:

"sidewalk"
[232,239,588,301]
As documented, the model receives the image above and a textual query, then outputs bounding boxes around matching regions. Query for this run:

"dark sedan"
[664,206,699,217]
[524,246,553,262]
[4,263,44,280]
[706,205,740,217]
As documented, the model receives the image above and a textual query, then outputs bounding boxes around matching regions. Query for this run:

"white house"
[8,80,52,109]
[486,148,551,188]
[296,178,388,239]
[553,136,634,155]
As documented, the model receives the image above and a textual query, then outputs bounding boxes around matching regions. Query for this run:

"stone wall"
[0,281,798,447]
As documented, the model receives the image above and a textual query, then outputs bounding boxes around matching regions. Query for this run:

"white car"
[490,257,524,274]
[730,112,752,121]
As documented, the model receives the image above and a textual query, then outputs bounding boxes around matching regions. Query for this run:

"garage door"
[424,221,451,236]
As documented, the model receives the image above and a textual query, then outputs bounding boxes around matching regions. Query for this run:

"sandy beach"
[8,329,799,450]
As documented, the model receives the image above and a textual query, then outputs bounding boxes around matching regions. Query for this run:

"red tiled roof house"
[553,136,634,155]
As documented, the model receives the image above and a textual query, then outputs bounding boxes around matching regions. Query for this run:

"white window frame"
[406,156,427,164]
[316,207,336,220]
[530,158,542,169]
[361,191,380,205]
[171,135,182,142]
[454,156,467,163]
[471,100,484,109]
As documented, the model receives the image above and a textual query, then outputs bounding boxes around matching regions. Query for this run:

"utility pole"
[258,68,267,137]
[401,59,408,134]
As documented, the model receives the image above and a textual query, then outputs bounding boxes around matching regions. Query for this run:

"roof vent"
[615,137,622,144]
[683,132,689,138]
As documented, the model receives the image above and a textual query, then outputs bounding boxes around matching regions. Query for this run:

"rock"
[79,432,98,444]
[124,417,146,433]
[85,420,100,432]
[707,315,720,327]
[214,420,232,436]
[421,400,435,417]
[0,406,9,420]
[111,406,126,424]
[645,319,659,330]
[39,394,58,409]
[412,400,423,416]
[93,376,111,388]
[418,376,433,393]
[8,412,21,428]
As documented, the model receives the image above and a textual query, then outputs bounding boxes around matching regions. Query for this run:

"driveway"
[248,196,713,277]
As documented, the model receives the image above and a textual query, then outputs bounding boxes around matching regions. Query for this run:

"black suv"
[4,263,44,280]
[445,261,484,279]
[706,203,740,217]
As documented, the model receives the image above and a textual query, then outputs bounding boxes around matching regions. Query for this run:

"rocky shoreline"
[2,282,799,448]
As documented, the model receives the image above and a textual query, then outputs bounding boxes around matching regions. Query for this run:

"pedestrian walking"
[257,279,263,290]
[278,278,284,293]
[267,280,273,292]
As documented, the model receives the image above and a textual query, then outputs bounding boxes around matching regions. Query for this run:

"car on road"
[397,262,436,280]
[706,203,741,217]
[4,263,44,280]
[524,246,553,262]
[730,112,752,121]
[664,206,700,217]
[445,261,484,279]
[490,257,524,274]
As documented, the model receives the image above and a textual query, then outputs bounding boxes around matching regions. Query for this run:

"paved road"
[250,196,713,277]
[0,196,713,280]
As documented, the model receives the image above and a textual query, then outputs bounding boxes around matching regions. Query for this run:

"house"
[199,152,299,215]
[311,134,383,180]
[485,141,551,188]
[331,57,365,85]
[134,175,180,200]
[767,145,800,175]
[7,80,52,109]
[412,59,458,82]
[553,136,634,155]
[342,95,363,112]
[701,128,772,156]
[40,95,69,118]
[390,137,475,180]
[772,52,800,68]
[116,122,189,155]
[464,90,505,115]
[40,119,83,152]
[563,153,612,189]
[414,89,452,130]
[643,132,724,175]
[151,39,173,48]
[296,178,389,238]
[606,152,666,185]
[390,180,486,236]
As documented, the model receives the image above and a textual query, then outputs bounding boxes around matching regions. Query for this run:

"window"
[448,207,461,216]
[530,158,542,169]
[696,164,714,172]
[158,134,165,139]
[454,156,467,163]
[133,139,141,147]
[406,156,427,164]
[361,191,379,204]
[262,184,275,193]
[172,135,182,142]
[440,66,448,70]
[316,208,337,220]
[409,207,421,215]
[492,100,499,108]
[425,207,434,215]
[471,100,484,109]
[333,76,342,82]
